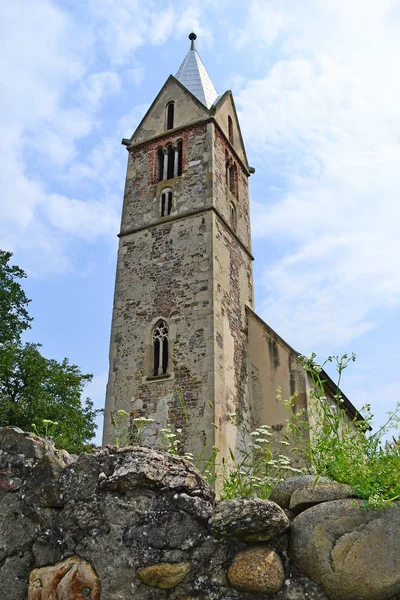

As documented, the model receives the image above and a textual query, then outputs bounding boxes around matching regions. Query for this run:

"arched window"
[161,189,173,217]
[166,102,174,130]
[156,143,183,182]
[228,116,233,144]
[230,201,237,232]
[157,148,164,182]
[153,320,169,376]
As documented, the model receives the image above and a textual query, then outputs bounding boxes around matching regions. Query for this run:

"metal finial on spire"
[189,32,197,50]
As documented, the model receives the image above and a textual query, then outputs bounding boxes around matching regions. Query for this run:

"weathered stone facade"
[103,37,361,457]
[103,59,256,459]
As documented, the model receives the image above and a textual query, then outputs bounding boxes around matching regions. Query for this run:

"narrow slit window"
[161,192,166,217]
[166,102,174,130]
[152,320,169,376]
[157,148,164,182]
[228,116,233,144]
[177,140,183,176]
[228,163,237,195]
[167,145,175,179]
[230,201,237,232]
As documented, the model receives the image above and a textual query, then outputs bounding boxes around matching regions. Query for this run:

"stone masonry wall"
[2,428,400,600]
[212,125,255,458]
[104,118,216,451]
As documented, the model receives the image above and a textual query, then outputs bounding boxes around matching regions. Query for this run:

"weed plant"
[111,355,400,507]
[287,353,400,508]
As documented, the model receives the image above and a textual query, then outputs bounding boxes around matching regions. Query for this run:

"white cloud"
[236,0,400,349]
[80,72,121,109]
[0,0,218,277]
[87,0,213,65]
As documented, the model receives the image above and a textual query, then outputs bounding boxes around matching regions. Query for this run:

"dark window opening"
[166,102,174,130]
[167,145,175,179]
[162,339,169,374]
[161,191,173,217]
[228,115,233,144]
[152,320,169,376]
[157,148,164,182]
[177,140,183,176]
[153,338,160,376]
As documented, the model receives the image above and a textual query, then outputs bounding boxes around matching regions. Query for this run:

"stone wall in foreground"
[1,427,399,600]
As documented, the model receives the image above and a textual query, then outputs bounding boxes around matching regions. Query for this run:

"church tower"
[103,34,256,457]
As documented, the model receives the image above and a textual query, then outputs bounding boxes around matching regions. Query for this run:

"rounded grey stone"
[209,497,289,541]
[269,475,331,509]
[291,499,400,600]
[289,482,354,515]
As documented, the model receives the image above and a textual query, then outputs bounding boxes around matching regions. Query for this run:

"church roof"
[175,33,218,109]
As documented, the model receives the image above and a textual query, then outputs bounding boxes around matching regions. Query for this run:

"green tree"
[0,250,32,343]
[0,251,100,453]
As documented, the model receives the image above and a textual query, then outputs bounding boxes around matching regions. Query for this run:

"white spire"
[175,33,218,109]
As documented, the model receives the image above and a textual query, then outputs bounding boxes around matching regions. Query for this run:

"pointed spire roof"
[175,33,218,109]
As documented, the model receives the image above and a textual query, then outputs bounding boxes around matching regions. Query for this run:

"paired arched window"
[152,320,169,376]
[166,102,174,130]
[157,141,183,182]
[230,202,237,232]
[161,189,173,217]
[228,115,234,144]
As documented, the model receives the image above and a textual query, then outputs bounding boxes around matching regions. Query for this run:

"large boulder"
[209,498,289,541]
[291,499,400,600]
[269,476,331,509]
[289,482,354,514]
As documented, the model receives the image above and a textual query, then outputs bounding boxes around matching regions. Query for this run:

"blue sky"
[1,0,400,444]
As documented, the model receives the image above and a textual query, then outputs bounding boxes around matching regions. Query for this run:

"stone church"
[103,34,359,457]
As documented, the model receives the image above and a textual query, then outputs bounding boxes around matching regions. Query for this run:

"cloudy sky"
[1,0,399,443]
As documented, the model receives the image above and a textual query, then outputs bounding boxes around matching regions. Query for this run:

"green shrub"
[286,353,400,507]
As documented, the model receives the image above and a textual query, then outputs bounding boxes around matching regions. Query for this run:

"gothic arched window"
[166,102,174,130]
[228,115,233,144]
[153,320,169,376]
[161,189,173,217]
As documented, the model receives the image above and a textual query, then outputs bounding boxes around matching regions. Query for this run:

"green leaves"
[289,353,400,508]
[0,341,99,453]
[0,250,32,344]
[0,250,100,454]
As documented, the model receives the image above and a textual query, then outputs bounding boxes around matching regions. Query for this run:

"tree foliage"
[0,250,32,344]
[0,251,100,453]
